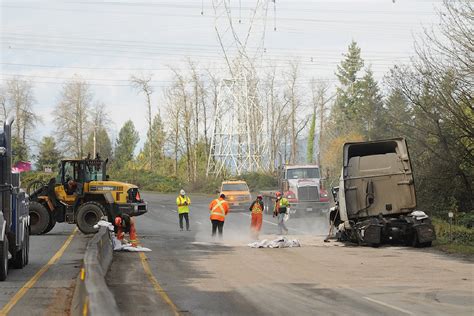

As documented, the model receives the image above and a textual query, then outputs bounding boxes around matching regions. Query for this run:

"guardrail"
[71,227,120,316]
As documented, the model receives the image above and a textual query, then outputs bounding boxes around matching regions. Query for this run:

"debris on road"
[95,220,151,252]
[248,236,301,248]
[94,220,114,231]
[112,235,151,252]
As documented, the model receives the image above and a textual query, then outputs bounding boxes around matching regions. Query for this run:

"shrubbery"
[110,168,181,193]
[20,171,55,191]
[432,218,474,246]
[240,172,278,191]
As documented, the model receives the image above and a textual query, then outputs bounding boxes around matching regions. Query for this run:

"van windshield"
[287,168,320,179]
[222,183,248,191]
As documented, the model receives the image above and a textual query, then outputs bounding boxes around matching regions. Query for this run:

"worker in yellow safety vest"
[209,194,230,238]
[274,191,290,235]
[176,189,191,231]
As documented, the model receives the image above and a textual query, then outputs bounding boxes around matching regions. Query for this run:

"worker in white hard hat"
[176,189,191,231]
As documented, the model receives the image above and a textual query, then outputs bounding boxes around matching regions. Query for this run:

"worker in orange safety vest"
[114,213,138,247]
[249,195,264,239]
[209,193,230,238]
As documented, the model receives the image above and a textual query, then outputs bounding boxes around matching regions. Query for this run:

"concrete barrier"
[71,227,120,316]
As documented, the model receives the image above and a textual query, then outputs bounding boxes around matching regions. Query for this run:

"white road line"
[363,297,414,315]
[195,221,202,225]
[170,209,177,213]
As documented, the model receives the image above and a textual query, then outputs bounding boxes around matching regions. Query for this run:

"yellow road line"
[0,228,78,316]
[139,251,180,316]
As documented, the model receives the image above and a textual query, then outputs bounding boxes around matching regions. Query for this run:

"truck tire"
[29,201,50,235]
[42,215,56,235]
[25,226,29,265]
[11,226,27,269]
[0,236,8,281]
[412,233,432,248]
[76,202,105,234]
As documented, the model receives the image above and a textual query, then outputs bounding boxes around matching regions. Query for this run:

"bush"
[241,172,278,192]
[109,168,181,193]
[20,171,54,191]
[432,218,474,246]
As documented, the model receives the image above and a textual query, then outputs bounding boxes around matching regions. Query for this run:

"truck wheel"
[29,201,50,235]
[0,236,8,281]
[25,226,29,265]
[42,215,57,235]
[11,228,27,269]
[76,202,105,234]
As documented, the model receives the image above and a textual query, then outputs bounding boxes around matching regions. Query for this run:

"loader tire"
[76,202,105,234]
[0,236,8,281]
[29,201,50,235]
[42,215,56,235]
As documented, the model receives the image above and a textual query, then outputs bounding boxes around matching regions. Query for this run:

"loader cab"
[56,157,107,186]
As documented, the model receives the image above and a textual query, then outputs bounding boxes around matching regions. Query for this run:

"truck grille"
[297,187,319,201]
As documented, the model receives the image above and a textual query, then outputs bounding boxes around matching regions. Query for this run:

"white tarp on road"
[94,220,152,252]
[248,236,301,248]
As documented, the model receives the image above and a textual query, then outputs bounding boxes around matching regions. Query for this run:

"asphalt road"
[0,224,88,316]
[107,192,474,316]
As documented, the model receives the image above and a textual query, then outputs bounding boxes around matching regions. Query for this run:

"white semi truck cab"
[262,164,330,216]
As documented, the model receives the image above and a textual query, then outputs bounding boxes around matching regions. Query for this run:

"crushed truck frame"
[329,138,436,247]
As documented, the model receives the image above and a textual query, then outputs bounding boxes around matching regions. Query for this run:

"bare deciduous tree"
[130,74,154,169]
[54,78,92,158]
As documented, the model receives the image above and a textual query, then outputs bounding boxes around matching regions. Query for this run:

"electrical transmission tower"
[207,0,274,177]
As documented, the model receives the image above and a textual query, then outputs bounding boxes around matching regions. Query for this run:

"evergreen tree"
[384,88,412,138]
[12,136,29,164]
[84,128,113,160]
[114,120,139,169]
[358,68,385,140]
[36,136,61,171]
[306,110,316,163]
[333,40,365,133]
[141,113,166,169]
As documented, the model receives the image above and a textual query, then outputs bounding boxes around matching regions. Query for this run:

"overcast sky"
[1,0,443,153]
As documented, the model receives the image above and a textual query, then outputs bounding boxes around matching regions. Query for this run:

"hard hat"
[275,191,282,197]
[180,189,186,195]
[257,195,263,199]
[220,193,226,199]
[114,216,122,226]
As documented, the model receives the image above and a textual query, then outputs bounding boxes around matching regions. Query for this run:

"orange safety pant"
[251,213,262,232]
[117,218,138,247]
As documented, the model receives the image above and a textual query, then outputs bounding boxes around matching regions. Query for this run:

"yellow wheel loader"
[28,155,147,235]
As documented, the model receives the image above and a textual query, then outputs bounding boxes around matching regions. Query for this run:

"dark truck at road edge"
[0,117,30,281]
[329,138,436,247]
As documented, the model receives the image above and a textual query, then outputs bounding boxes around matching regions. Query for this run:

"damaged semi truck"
[329,138,436,247]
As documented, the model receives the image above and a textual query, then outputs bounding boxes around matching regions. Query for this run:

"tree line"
[0,0,471,216]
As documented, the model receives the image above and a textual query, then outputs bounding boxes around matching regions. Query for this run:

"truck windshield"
[287,168,320,179]
[222,183,248,191]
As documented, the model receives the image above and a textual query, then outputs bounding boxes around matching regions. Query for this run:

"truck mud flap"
[414,223,436,243]
[361,224,383,245]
